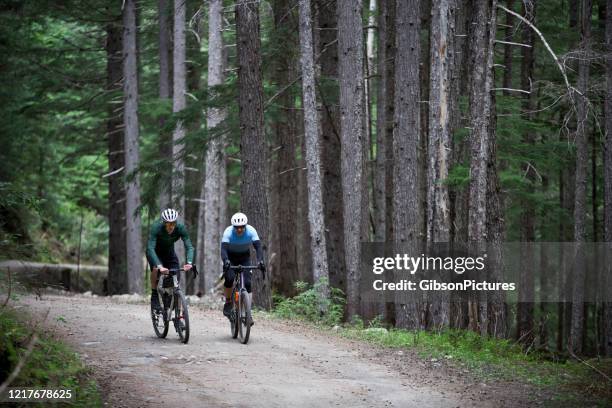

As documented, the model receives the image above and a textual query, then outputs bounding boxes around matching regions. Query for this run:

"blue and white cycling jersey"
[221,224,260,259]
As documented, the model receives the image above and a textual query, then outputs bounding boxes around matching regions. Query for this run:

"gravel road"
[18,294,545,408]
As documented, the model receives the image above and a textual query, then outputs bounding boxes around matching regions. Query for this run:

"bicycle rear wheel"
[238,289,251,344]
[151,300,169,338]
[174,291,190,344]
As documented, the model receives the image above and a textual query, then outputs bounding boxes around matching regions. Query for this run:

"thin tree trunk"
[298,0,330,306]
[449,0,469,329]
[172,0,187,272]
[393,0,421,329]
[236,0,271,309]
[123,0,143,294]
[604,0,612,357]
[158,0,172,210]
[106,15,127,295]
[427,0,455,329]
[199,0,226,294]
[374,0,388,244]
[337,0,365,320]
[517,0,536,346]
[502,0,515,94]
[570,0,592,355]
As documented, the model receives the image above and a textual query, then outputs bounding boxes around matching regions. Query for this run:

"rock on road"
[19,294,540,408]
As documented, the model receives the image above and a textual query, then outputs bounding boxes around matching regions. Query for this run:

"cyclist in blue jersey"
[221,212,265,318]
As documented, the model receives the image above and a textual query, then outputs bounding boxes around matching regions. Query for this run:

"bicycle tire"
[238,289,251,344]
[174,291,190,344]
[151,301,169,338]
[231,288,239,339]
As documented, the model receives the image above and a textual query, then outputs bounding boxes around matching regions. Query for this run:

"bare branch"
[102,166,124,178]
[497,4,577,96]
[492,87,531,94]
[494,39,532,48]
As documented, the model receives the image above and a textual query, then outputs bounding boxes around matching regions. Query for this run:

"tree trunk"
[106,15,127,295]
[604,0,612,357]
[199,0,226,294]
[427,0,455,329]
[272,0,298,297]
[517,0,536,346]
[337,0,365,320]
[172,0,187,272]
[158,0,172,210]
[467,0,497,334]
[393,0,421,329]
[316,0,346,295]
[502,0,515,94]
[374,0,389,244]
[570,0,592,355]
[298,0,330,305]
[570,0,579,27]
[122,0,143,294]
[236,0,271,309]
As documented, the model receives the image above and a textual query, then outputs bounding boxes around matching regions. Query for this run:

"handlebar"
[228,265,261,270]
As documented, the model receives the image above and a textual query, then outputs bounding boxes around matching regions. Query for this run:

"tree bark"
[316,0,346,295]
[158,0,172,210]
[467,0,497,334]
[570,0,592,355]
[298,0,330,304]
[337,0,365,320]
[199,0,226,294]
[604,0,612,357]
[271,0,298,297]
[393,0,421,329]
[374,0,389,244]
[236,0,271,309]
[427,0,455,329]
[172,0,187,271]
[122,0,143,294]
[106,14,127,295]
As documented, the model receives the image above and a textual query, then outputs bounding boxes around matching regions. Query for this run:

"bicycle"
[227,264,263,344]
[151,267,190,344]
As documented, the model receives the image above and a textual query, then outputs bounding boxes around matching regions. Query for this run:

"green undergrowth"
[341,325,611,404]
[270,281,612,406]
[0,307,102,407]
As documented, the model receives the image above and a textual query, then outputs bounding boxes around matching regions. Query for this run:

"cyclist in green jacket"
[146,208,196,311]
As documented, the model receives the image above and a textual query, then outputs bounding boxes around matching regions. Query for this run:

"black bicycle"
[227,265,263,344]
[151,267,190,344]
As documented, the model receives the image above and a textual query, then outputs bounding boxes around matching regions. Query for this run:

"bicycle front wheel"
[151,301,169,339]
[174,291,190,344]
[230,288,239,339]
[238,289,251,344]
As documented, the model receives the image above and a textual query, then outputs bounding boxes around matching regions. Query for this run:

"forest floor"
[14,293,580,408]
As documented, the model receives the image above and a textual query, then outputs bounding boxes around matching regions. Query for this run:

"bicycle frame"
[156,268,181,323]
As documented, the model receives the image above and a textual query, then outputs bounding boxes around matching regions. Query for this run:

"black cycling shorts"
[150,250,179,279]
[223,258,252,293]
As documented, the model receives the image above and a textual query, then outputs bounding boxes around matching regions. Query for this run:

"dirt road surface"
[18,294,546,408]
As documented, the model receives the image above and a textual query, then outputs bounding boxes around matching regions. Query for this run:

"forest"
[1,0,612,359]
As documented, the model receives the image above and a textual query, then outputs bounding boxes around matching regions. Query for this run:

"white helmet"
[161,208,178,222]
[231,212,248,227]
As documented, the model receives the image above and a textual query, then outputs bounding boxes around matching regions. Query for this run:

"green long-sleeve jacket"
[146,221,194,267]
